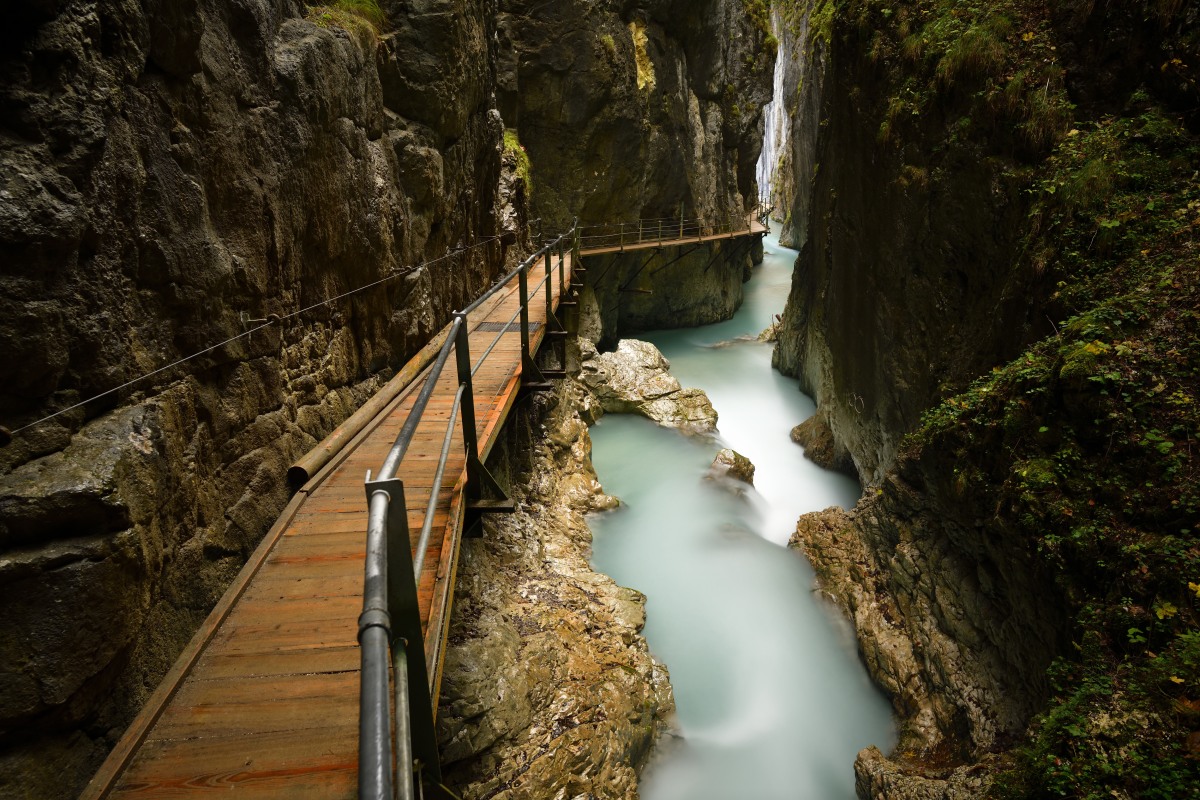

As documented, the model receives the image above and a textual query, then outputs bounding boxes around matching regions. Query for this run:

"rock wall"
[792,473,1066,797]
[760,3,823,250]
[499,0,773,337]
[0,1,513,796]
[771,20,1044,484]
[579,237,756,346]
[775,1,1200,797]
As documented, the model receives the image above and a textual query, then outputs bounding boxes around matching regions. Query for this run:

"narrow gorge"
[1,1,1197,799]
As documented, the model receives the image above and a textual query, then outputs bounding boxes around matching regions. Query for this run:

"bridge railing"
[357,221,578,800]
[577,205,770,253]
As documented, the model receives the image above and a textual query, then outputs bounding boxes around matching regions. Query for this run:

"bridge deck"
[577,217,767,256]
[83,255,573,799]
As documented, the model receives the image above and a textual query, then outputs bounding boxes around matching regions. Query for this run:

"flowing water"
[587,229,897,799]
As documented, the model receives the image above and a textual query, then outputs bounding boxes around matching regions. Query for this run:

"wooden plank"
[150,672,359,742]
[80,491,312,800]
[194,644,360,681]
[111,726,357,799]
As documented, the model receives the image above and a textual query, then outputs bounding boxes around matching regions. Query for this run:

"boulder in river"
[706,448,755,486]
[578,339,718,434]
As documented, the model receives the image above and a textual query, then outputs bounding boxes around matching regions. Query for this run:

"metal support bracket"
[463,467,514,538]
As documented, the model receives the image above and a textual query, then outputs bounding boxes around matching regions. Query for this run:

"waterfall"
[755,6,789,209]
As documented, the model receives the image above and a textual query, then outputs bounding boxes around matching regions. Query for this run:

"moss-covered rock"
[774,1,1200,797]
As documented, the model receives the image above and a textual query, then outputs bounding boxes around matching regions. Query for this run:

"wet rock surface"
[790,413,855,477]
[438,382,673,800]
[855,746,1001,800]
[578,339,717,434]
[706,448,755,486]
[790,458,1064,798]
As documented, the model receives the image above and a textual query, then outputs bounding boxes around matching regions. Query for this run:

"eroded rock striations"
[437,380,673,799]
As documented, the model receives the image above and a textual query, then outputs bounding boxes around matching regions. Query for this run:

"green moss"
[306,0,385,34]
[599,33,617,58]
[823,0,1072,158]
[503,129,532,195]
[909,100,1200,799]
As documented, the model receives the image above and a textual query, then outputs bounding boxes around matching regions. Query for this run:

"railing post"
[558,237,566,300]
[544,248,554,331]
[518,265,534,375]
[453,313,485,500]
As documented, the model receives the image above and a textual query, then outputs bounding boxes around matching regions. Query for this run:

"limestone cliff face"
[0,1,510,795]
[793,473,1066,795]
[771,31,1044,484]
[499,0,774,340]
[777,1,1200,797]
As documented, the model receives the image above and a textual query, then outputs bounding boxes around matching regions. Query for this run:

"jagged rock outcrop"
[499,0,773,340]
[0,2,514,796]
[706,447,755,486]
[790,414,854,476]
[578,339,717,433]
[437,381,673,799]
[791,466,1065,796]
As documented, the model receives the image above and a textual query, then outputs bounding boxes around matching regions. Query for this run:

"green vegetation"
[909,82,1200,800]
[503,129,532,195]
[742,0,771,35]
[599,33,617,59]
[856,0,1072,157]
[796,0,1200,796]
[306,0,386,34]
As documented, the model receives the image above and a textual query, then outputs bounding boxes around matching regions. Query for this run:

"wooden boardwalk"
[81,213,769,800]
[82,255,574,799]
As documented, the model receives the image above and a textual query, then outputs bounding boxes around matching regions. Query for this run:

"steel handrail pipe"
[378,315,464,481]
[391,639,413,800]
[359,487,396,800]
[412,384,463,579]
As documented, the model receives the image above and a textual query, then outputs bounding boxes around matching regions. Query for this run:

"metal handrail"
[576,210,764,253]
[357,219,577,800]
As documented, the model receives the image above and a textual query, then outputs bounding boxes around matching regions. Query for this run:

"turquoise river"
[588,227,897,799]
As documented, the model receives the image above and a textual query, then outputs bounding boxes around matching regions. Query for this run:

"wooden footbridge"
[81,211,766,800]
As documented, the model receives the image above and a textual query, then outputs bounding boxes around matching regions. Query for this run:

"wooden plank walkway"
[82,255,574,799]
[578,216,768,256]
